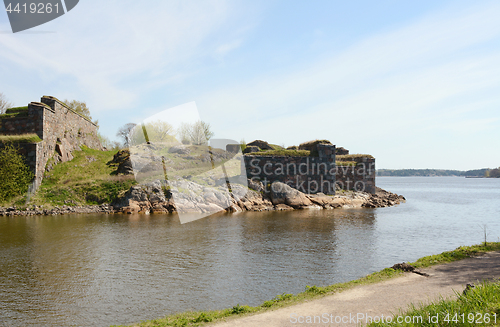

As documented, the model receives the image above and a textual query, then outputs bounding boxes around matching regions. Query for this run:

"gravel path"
[211,251,500,327]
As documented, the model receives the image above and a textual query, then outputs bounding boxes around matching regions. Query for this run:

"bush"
[0,143,34,201]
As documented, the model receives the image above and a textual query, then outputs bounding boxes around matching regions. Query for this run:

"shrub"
[0,143,34,201]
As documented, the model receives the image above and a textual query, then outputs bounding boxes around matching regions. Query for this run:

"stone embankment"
[0,204,114,216]
[0,182,404,217]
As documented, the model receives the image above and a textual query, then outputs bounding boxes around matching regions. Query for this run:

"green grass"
[410,243,500,269]
[337,154,375,161]
[5,106,28,113]
[31,146,136,207]
[369,280,500,326]
[0,111,29,119]
[113,242,500,327]
[0,133,42,143]
[245,149,311,157]
[336,161,356,166]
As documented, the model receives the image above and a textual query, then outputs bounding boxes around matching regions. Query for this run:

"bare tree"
[0,92,13,114]
[145,120,175,143]
[116,123,137,147]
[180,121,214,145]
[178,122,192,144]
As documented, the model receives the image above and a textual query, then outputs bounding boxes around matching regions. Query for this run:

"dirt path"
[211,251,500,327]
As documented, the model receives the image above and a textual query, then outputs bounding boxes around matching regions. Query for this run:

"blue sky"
[1,0,499,170]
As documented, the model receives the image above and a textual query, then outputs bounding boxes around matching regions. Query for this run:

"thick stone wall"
[243,144,337,195]
[336,158,376,194]
[0,96,102,191]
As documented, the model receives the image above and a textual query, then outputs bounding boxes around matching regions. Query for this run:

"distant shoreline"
[377,168,494,178]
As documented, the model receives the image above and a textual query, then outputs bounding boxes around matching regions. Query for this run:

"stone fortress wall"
[242,143,376,194]
[0,96,102,190]
[243,144,337,195]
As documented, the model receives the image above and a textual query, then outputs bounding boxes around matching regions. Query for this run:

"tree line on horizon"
[377,168,499,178]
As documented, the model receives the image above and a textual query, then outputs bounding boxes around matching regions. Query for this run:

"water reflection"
[0,210,378,326]
[3,177,499,326]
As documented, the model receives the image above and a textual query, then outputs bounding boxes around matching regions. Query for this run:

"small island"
[0,96,404,217]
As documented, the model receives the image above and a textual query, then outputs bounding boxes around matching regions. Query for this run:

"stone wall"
[0,96,102,191]
[243,144,337,195]
[336,158,376,194]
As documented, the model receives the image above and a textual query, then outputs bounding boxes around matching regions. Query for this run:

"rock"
[168,145,190,154]
[247,140,273,151]
[391,262,415,272]
[306,194,341,209]
[239,189,274,211]
[55,138,74,162]
[286,145,298,150]
[108,150,134,175]
[269,181,313,208]
[298,139,332,152]
[336,147,349,155]
[275,204,294,210]
[248,179,264,192]
[243,146,260,154]
[362,187,406,208]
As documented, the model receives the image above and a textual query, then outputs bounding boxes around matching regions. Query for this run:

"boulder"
[55,138,74,162]
[336,147,349,155]
[247,140,273,151]
[269,181,313,208]
[168,145,190,154]
[108,149,134,175]
[243,146,260,154]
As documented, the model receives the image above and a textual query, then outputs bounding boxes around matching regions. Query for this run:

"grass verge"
[112,242,500,327]
[369,280,500,326]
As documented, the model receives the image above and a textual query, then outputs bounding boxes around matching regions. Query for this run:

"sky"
[1,0,499,170]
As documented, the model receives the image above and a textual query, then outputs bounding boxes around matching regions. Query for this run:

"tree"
[116,123,137,147]
[144,120,175,143]
[178,121,214,145]
[64,99,99,127]
[178,123,192,144]
[0,92,13,114]
[98,133,121,150]
[0,143,34,201]
[488,167,500,178]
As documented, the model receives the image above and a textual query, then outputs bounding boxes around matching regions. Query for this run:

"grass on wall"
[31,146,136,206]
[0,134,42,143]
[245,149,311,157]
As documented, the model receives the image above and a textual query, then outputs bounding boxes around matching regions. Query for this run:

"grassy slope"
[112,243,500,327]
[369,282,500,327]
[30,146,136,207]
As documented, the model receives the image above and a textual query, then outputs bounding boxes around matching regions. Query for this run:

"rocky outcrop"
[336,147,349,155]
[111,180,405,214]
[362,187,406,208]
[243,146,260,154]
[1,181,405,217]
[107,149,134,175]
[247,140,273,151]
[269,181,315,209]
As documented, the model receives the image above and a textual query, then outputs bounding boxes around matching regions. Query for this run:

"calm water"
[0,177,499,326]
